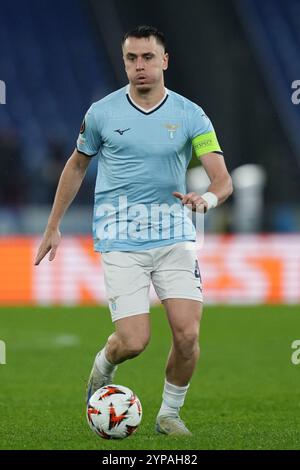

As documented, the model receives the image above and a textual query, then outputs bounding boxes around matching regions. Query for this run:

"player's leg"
[163,298,202,386]
[87,313,150,402]
[155,298,202,435]
[151,242,203,435]
[86,313,151,401]
[106,313,151,364]
[87,251,152,402]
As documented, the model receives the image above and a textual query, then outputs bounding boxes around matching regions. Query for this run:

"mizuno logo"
[114,128,131,135]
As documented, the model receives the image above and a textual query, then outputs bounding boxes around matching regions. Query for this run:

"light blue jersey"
[77,86,222,252]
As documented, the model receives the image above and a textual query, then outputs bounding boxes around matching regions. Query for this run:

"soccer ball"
[86,384,142,439]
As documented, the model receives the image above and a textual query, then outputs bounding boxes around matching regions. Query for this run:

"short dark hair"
[122,25,167,51]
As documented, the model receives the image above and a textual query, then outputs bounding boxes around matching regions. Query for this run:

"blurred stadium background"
[1,0,300,306]
[0,0,300,450]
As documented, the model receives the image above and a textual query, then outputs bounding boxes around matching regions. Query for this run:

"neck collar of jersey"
[126,84,169,114]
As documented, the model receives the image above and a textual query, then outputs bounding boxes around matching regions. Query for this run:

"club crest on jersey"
[109,298,117,311]
[164,123,180,139]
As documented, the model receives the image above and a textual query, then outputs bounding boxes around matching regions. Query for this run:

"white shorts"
[101,241,203,322]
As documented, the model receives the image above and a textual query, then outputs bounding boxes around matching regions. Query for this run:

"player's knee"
[174,331,199,359]
[123,335,149,359]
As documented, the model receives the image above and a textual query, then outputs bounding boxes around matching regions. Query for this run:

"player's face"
[122,36,168,91]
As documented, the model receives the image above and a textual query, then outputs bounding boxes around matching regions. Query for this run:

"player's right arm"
[35,105,101,265]
[34,149,92,265]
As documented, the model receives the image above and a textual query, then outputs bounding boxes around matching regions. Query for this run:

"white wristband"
[200,192,218,211]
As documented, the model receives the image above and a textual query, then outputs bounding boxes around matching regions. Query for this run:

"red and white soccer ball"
[87,384,142,439]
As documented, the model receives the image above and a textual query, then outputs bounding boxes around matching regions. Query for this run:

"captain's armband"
[192,131,222,158]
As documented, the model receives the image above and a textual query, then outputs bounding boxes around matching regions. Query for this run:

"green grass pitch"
[0,305,300,450]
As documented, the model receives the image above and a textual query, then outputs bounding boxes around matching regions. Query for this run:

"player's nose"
[136,57,145,70]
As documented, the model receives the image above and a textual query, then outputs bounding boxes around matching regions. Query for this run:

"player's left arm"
[174,106,233,211]
[173,152,233,212]
[201,152,233,205]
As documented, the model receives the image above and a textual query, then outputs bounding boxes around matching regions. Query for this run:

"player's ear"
[163,52,169,71]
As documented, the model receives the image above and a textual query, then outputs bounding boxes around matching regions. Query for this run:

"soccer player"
[35,26,233,436]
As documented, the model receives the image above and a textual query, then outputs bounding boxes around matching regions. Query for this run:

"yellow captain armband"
[192,131,222,158]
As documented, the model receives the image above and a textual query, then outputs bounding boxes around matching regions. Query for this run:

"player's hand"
[34,228,61,265]
[173,191,208,213]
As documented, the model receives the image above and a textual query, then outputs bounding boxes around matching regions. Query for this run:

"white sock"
[158,380,190,417]
[95,348,117,376]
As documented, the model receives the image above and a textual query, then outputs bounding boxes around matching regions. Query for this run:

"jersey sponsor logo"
[80,119,86,134]
[164,123,180,139]
[114,128,131,135]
